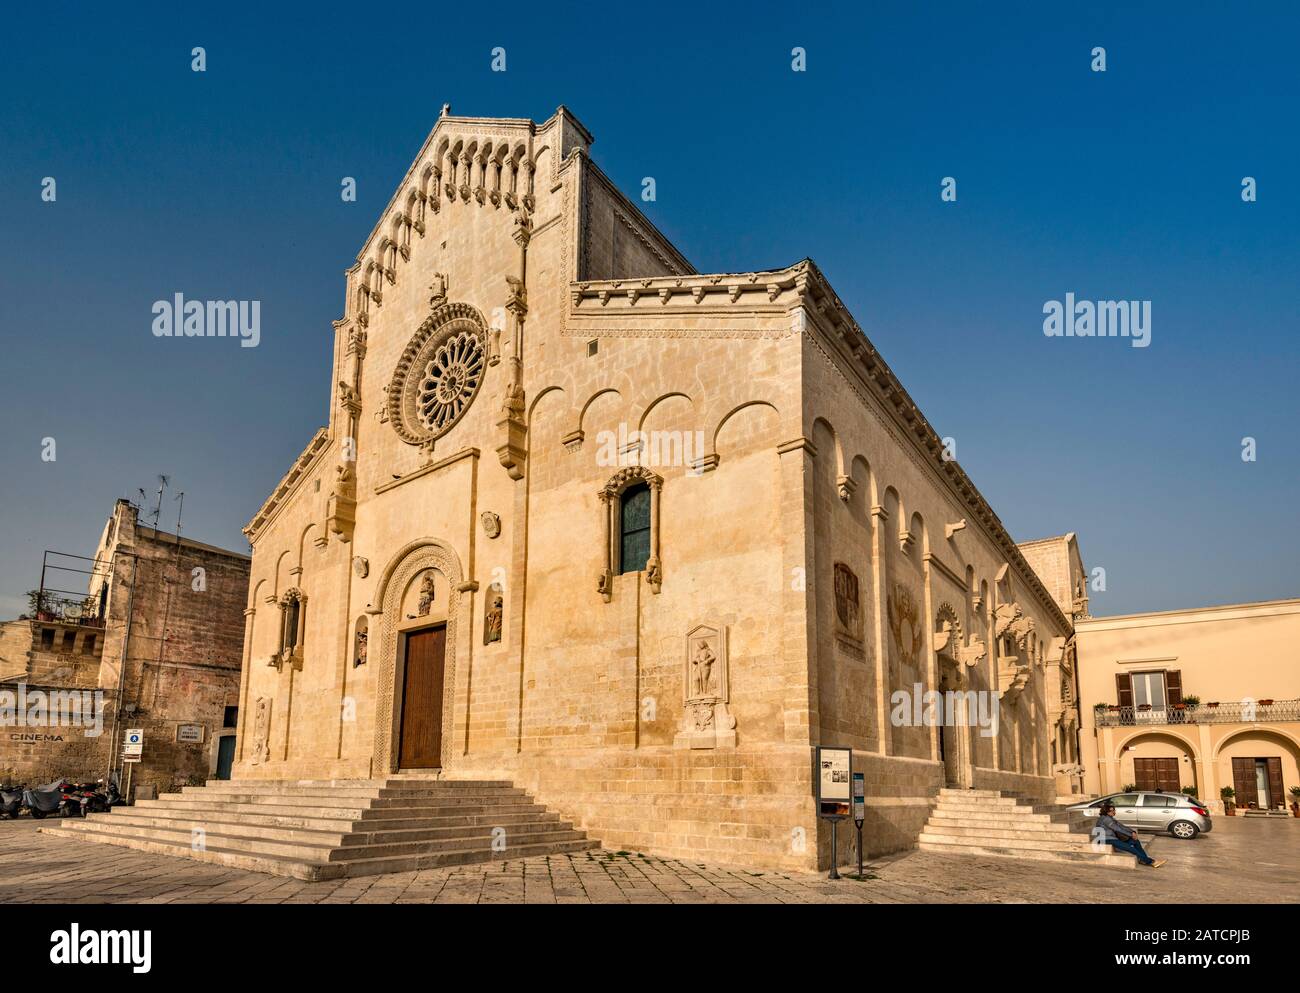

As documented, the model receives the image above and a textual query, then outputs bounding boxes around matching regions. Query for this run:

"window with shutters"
[1115,669,1183,724]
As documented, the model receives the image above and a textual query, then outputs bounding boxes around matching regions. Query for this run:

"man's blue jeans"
[1106,836,1154,864]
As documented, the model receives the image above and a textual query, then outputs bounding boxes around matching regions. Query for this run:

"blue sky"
[1,1,1296,617]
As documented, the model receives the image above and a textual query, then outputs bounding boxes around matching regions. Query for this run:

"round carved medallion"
[386,304,489,447]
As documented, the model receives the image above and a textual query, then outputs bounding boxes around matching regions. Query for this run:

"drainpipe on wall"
[104,550,138,787]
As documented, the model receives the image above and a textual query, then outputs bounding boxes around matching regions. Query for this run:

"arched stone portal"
[371,539,466,774]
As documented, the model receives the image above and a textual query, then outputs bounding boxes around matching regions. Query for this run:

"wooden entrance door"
[398,626,446,769]
[1133,757,1180,793]
[1235,756,1285,808]
[1231,757,1260,808]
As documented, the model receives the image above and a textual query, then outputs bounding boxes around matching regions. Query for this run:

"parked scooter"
[102,772,126,809]
[77,776,124,815]
[22,780,65,819]
[59,780,102,817]
[0,785,23,819]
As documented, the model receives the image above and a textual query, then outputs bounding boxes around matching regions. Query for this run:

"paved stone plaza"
[0,816,1293,904]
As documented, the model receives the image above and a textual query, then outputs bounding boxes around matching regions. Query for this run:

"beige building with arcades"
[1076,598,1300,814]
[228,106,1083,872]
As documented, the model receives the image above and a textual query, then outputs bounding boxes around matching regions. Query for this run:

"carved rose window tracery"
[415,329,485,433]
[386,304,489,448]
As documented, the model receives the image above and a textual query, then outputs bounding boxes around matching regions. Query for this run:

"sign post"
[122,729,144,762]
[816,746,852,880]
[122,729,144,805]
[852,772,866,880]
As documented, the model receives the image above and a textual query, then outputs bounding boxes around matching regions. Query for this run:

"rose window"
[415,330,484,433]
[385,305,490,447]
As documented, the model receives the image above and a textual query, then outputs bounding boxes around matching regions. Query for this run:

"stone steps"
[93,809,565,846]
[924,818,1078,837]
[917,837,1136,868]
[103,805,558,833]
[920,789,1135,869]
[41,777,599,879]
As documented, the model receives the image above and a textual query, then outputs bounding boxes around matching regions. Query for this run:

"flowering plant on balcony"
[1182,695,1200,709]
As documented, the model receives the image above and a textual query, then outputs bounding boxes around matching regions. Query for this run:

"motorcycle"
[60,780,101,817]
[22,780,66,819]
[103,772,126,809]
[77,776,124,815]
[0,785,23,819]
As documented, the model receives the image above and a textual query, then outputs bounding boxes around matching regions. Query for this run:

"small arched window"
[619,483,652,574]
[284,599,301,650]
[278,589,306,659]
[597,466,663,601]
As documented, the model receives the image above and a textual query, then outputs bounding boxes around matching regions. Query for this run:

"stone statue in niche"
[417,573,435,616]
[354,629,368,668]
[483,585,504,645]
[250,696,271,765]
[675,624,736,750]
[691,641,716,697]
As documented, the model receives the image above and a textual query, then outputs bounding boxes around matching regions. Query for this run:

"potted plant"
[1181,786,1198,797]
[1220,786,1235,815]
[1182,695,1200,710]
[1258,699,1274,707]
[1122,783,1137,792]
[1206,701,1220,708]
[1289,786,1300,818]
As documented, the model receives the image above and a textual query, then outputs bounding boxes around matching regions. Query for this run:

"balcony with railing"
[30,593,106,629]
[22,550,110,629]
[1094,699,1300,727]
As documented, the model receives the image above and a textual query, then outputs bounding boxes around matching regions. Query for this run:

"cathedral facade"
[236,107,1078,871]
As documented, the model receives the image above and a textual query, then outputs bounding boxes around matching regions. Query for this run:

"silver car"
[1066,791,1213,839]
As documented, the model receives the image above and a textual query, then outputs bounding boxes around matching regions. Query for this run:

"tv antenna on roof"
[145,475,170,528]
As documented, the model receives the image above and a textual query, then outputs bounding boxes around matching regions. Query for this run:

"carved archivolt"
[372,540,463,772]
[933,601,962,661]
[385,303,488,449]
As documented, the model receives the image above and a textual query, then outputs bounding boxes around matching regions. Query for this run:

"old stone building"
[1,499,249,796]
[212,106,1083,872]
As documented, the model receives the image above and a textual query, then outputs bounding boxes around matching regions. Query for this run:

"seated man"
[1096,800,1165,867]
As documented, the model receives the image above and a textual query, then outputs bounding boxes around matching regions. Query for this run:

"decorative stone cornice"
[790,257,1073,636]
[243,428,330,540]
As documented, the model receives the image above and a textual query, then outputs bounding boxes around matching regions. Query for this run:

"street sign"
[123,729,144,757]
[815,746,853,881]
[816,745,851,817]
[852,772,866,823]
[176,723,204,744]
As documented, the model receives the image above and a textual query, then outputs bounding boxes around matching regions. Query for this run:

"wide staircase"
[41,777,598,880]
[918,788,1137,869]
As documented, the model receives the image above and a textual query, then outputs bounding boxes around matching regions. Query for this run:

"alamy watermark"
[1043,293,1150,348]
[890,683,999,738]
[594,422,706,472]
[152,294,260,348]
[0,682,106,738]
